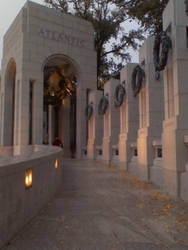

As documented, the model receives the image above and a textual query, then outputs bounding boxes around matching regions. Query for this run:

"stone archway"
[3,59,16,146]
[0,1,97,157]
[43,54,78,157]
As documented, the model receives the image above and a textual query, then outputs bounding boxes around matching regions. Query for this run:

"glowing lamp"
[25,169,32,189]
[55,159,58,169]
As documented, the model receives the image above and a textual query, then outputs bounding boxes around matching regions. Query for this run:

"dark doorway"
[43,55,78,157]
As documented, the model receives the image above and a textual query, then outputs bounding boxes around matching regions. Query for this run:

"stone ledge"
[0,145,62,249]
[0,145,62,169]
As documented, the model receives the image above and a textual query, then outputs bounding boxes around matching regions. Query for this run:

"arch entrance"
[43,55,78,157]
[0,1,97,158]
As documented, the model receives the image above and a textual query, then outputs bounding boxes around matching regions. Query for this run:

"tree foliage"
[44,0,144,86]
[116,0,169,35]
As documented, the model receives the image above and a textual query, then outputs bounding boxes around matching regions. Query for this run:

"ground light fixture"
[25,168,32,189]
[55,159,58,169]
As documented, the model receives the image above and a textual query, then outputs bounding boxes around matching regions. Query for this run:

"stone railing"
[0,145,63,249]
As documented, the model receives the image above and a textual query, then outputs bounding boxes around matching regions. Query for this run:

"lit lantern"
[55,159,58,169]
[25,169,32,189]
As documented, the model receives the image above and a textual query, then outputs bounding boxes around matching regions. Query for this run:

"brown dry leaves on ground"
[107,163,154,190]
[98,162,188,249]
[149,192,188,247]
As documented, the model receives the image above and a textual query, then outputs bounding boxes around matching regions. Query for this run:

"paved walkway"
[2,159,188,250]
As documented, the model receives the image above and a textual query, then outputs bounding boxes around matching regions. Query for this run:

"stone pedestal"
[150,139,163,187]
[87,90,103,160]
[102,79,120,164]
[137,37,164,181]
[128,142,139,177]
[118,63,139,170]
[162,0,188,199]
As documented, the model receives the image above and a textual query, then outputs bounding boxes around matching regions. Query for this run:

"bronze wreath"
[153,31,172,72]
[131,65,145,96]
[98,96,109,115]
[85,103,93,120]
[114,84,126,107]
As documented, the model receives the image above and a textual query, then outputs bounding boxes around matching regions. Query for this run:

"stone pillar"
[32,77,43,147]
[137,37,164,181]
[18,74,43,154]
[102,79,120,164]
[0,72,2,146]
[59,97,71,157]
[162,0,188,199]
[76,86,86,159]
[118,63,139,169]
[87,90,103,160]
[13,79,22,155]
[48,105,53,145]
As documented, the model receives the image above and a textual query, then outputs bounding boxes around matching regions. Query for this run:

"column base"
[102,137,111,164]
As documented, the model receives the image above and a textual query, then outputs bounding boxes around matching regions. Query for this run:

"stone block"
[128,156,140,179]
[150,163,163,188]
[0,146,62,249]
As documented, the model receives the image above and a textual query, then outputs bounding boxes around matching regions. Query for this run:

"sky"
[0,0,139,69]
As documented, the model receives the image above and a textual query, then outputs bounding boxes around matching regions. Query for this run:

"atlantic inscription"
[39,27,85,48]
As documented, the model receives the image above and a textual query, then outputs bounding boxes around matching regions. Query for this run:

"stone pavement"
[2,159,188,250]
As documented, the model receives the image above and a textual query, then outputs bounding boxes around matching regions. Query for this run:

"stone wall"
[162,0,188,199]
[0,145,63,248]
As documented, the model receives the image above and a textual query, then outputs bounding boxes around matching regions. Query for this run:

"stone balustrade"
[0,145,62,248]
